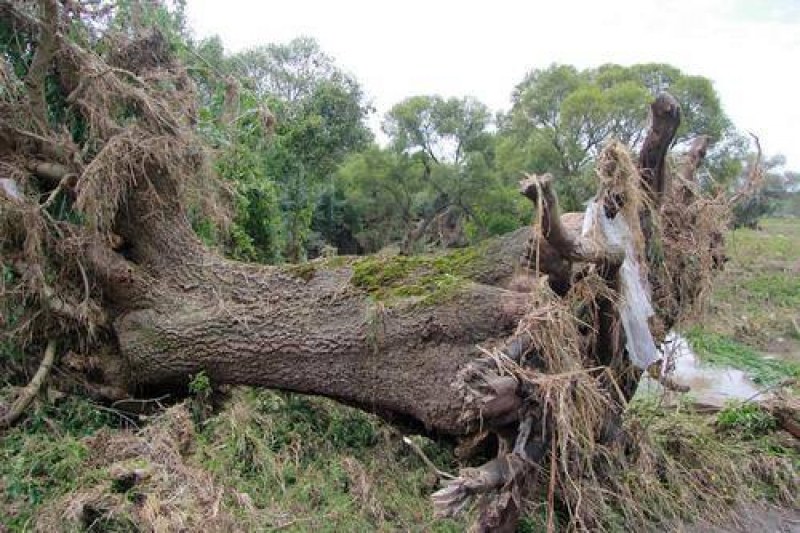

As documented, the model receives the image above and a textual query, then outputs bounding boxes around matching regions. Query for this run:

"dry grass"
[36,405,248,532]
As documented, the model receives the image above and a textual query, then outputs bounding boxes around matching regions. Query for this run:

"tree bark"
[96,195,535,435]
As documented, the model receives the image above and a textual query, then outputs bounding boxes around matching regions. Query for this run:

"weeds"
[193,388,461,531]
[3,387,798,531]
[0,396,118,529]
[716,402,777,439]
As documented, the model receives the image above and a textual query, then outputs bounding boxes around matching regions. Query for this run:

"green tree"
[315,147,424,253]
[501,63,736,209]
[381,95,511,251]
[184,36,373,262]
[233,37,337,104]
[231,38,373,261]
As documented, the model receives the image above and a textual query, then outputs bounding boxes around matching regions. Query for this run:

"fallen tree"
[0,2,757,530]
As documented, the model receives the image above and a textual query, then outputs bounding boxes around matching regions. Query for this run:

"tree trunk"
[107,202,534,435]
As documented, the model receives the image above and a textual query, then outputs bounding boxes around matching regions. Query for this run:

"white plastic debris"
[0,178,21,201]
[582,200,660,369]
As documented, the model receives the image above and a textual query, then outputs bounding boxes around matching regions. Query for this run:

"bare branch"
[519,173,625,268]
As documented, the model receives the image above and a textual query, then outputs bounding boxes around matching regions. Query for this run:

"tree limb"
[519,173,625,269]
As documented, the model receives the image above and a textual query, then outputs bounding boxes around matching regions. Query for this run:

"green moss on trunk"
[350,247,482,304]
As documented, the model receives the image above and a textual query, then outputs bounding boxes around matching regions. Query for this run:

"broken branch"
[519,173,625,269]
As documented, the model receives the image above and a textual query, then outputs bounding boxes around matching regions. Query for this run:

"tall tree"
[231,38,372,261]
[382,95,501,251]
[233,37,337,104]
[501,63,736,209]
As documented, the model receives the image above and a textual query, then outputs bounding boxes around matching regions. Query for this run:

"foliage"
[500,63,739,211]
[226,38,373,261]
[318,96,531,254]
[716,402,777,439]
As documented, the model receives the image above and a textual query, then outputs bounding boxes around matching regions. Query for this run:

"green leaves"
[384,95,491,165]
[189,36,373,263]
[507,63,736,181]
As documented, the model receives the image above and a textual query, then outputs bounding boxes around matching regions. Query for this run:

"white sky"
[186,0,800,170]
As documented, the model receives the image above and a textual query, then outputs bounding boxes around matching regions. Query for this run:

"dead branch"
[681,135,711,183]
[0,339,57,428]
[639,93,681,202]
[519,173,625,269]
[729,132,764,206]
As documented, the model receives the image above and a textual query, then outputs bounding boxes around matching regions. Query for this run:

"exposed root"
[0,339,56,428]
[440,93,745,531]
[519,173,625,270]
[401,434,456,481]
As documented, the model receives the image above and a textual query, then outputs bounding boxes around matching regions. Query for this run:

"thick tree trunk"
[98,195,536,434]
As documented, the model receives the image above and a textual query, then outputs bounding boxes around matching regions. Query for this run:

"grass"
[685,327,800,385]
[684,217,800,384]
[4,390,797,532]
[0,389,465,531]
[0,397,119,530]
[705,218,800,348]
[716,401,778,439]
[194,388,465,532]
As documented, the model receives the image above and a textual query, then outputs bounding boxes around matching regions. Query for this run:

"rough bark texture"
[89,186,535,435]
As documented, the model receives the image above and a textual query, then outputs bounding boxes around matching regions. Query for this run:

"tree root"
[0,339,57,428]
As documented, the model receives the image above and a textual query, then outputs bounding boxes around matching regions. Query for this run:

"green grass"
[688,217,800,388]
[195,388,465,532]
[725,219,800,266]
[0,397,119,530]
[706,218,800,347]
[716,402,777,439]
[685,327,800,385]
[1,390,465,531]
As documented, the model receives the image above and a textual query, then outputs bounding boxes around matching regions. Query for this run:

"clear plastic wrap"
[583,200,659,369]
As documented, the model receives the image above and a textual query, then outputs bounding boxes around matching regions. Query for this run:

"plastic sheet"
[0,178,21,201]
[582,200,660,369]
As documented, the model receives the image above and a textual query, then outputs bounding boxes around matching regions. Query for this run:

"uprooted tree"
[0,2,757,530]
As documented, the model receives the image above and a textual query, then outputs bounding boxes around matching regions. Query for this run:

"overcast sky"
[186,0,800,170]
